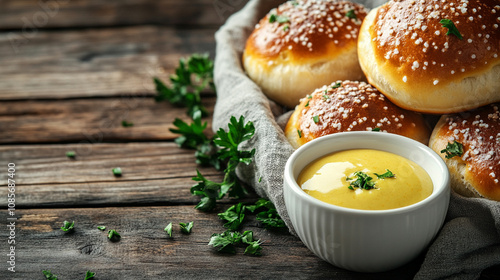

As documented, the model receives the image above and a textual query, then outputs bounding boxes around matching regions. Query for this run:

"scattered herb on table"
[439,19,463,40]
[84,270,96,280]
[108,229,121,241]
[180,221,194,234]
[97,226,106,231]
[42,270,58,280]
[374,169,395,179]
[121,120,134,127]
[112,167,122,177]
[66,151,76,158]
[164,222,173,237]
[61,221,75,232]
[153,53,214,119]
[208,230,262,255]
[440,140,464,159]
[218,202,246,231]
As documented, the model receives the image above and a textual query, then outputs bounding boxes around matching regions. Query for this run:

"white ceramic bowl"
[283,132,450,273]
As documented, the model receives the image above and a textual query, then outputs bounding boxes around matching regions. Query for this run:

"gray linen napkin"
[213,0,500,278]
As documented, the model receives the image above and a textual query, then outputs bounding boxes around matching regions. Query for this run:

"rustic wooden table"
[0,1,498,279]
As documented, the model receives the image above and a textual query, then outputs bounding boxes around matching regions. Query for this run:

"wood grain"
[0,206,422,279]
[0,26,217,99]
[0,0,249,29]
[0,97,215,143]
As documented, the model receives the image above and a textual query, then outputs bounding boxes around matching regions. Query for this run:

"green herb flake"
[345,9,357,19]
[372,127,381,131]
[305,100,310,107]
[323,94,330,100]
[42,270,58,280]
[208,230,262,256]
[107,229,121,241]
[60,220,75,232]
[269,14,290,24]
[297,129,302,138]
[84,270,96,280]
[65,151,76,158]
[97,226,106,231]
[331,82,342,89]
[121,120,134,127]
[164,222,173,237]
[375,169,395,179]
[312,115,319,123]
[439,19,463,40]
[346,171,376,190]
[112,167,122,177]
[180,221,194,234]
[440,140,464,159]
[218,203,245,231]
[283,24,290,32]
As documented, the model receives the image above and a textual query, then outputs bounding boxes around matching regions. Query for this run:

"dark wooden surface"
[0,1,497,279]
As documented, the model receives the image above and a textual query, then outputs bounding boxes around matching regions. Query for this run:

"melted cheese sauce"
[297,149,433,210]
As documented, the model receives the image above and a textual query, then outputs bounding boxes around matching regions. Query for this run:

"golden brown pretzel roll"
[429,103,500,201]
[285,80,431,148]
[358,0,500,114]
[243,0,368,108]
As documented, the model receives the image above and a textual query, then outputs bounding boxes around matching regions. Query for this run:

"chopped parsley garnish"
[283,24,290,32]
[218,203,246,231]
[312,115,319,123]
[60,221,75,232]
[346,171,376,190]
[84,271,96,280]
[111,167,122,177]
[247,198,286,229]
[121,120,134,127]
[269,14,290,24]
[65,151,76,158]
[372,127,381,131]
[305,100,310,107]
[208,230,262,255]
[323,94,330,100]
[180,221,194,234]
[42,270,58,280]
[440,140,464,159]
[107,229,121,241]
[154,54,213,119]
[439,19,463,40]
[297,129,302,138]
[374,169,395,179]
[331,82,342,89]
[97,226,106,231]
[164,222,173,237]
[345,9,357,19]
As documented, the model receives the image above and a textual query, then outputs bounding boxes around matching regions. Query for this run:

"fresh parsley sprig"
[154,53,214,119]
[61,221,75,232]
[347,171,376,190]
[209,230,262,255]
[440,140,464,159]
[440,19,463,40]
[218,199,286,231]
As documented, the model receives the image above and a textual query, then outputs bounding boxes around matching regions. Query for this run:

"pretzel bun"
[285,80,431,148]
[429,104,500,201]
[243,0,367,108]
[358,0,500,114]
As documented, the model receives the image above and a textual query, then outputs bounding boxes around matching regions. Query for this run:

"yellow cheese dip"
[297,149,433,210]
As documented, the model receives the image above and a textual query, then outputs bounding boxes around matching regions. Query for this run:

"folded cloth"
[213,0,500,278]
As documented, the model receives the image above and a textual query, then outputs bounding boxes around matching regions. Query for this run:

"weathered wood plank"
[0,0,248,29]
[0,25,217,99]
[0,97,215,143]
[0,206,422,279]
[0,143,218,186]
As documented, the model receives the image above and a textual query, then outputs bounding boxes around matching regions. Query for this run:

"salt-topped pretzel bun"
[285,80,431,149]
[429,103,500,201]
[358,0,500,114]
[243,0,368,108]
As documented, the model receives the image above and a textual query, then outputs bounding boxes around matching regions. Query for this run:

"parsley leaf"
[42,270,58,280]
[218,202,246,231]
[112,167,122,177]
[208,230,262,255]
[372,127,381,131]
[84,270,96,280]
[97,226,106,231]
[107,229,121,241]
[297,129,302,138]
[347,171,376,190]
[66,151,76,158]
[247,198,286,229]
[170,111,209,149]
[154,54,213,119]
[121,120,134,127]
[241,230,263,256]
[440,19,463,40]
[345,9,357,19]
[375,169,395,179]
[180,221,194,234]
[164,222,173,237]
[331,82,342,89]
[61,221,75,232]
[269,14,290,24]
[440,140,464,159]
[312,115,319,123]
